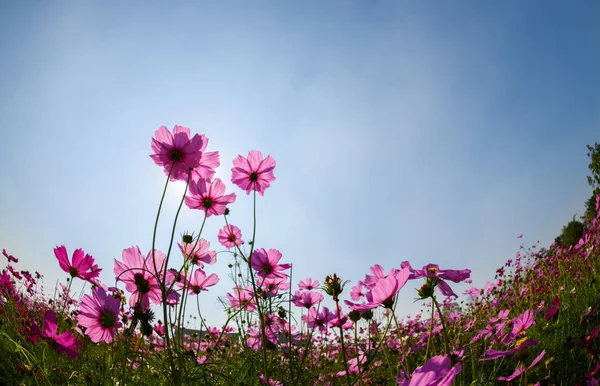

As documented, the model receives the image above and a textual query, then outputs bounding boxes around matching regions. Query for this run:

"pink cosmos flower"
[481,338,538,360]
[77,287,122,343]
[189,134,220,181]
[179,269,219,295]
[150,125,204,181]
[41,310,82,358]
[259,276,291,297]
[54,245,101,281]
[497,350,546,381]
[178,238,216,267]
[231,150,276,196]
[401,355,462,386]
[346,267,410,312]
[408,263,471,298]
[250,248,291,279]
[350,283,366,301]
[185,178,236,217]
[3,249,18,263]
[292,290,324,309]
[218,224,244,249]
[298,278,320,291]
[303,306,336,333]
[114,246,170,310]
[227,286,256,311]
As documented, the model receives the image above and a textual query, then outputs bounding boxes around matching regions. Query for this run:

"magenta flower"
[41,310,82,358]
[3,249,18,263]
[409,263,471,298]
[401,355,462,386]
[150,125,204,181]
[77,287,122,343]
[185,178,236,217]
[481,338,538,360]
[218,224,244,249]
[545,297,560,320]
[179,269,219,295]
[298,278,320,291]
[54,245,101,281]
[250,248,291,279]
[497,350,546,381]
[178,238,216,267]
[113,246,167,310]
[231,150,276,196]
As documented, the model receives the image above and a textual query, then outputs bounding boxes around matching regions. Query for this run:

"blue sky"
[1,1,599,328]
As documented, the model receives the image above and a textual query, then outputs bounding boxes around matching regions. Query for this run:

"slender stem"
[425,300,435,360]
[433,296,451,357]
[336,300,352,386]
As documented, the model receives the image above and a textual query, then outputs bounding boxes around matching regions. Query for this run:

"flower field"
[1,126,599,385]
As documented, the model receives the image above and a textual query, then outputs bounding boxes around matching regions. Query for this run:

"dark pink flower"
[185,178,236,217]
[250,248,291,279]
[179,269,219,295]
[231,150,276,196]
[409,263,471,298]
[218,224,244,249]
[545,297,560,320]
[402,355,462,386]
[77,287,122,343]
[497,350,546,381]
[481,338,538,360]
[54,245,101,281]
[41,310,82,359]
[2,249,18,263]
[150,125,204,181]
[178,238,216,267]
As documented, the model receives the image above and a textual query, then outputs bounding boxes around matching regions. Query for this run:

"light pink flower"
[185,178,236,217]
[41,310,82,358]
[250,248,291,279]
[231,150,276,196]
[227,286,256,311]
[298,278,320,291]
[189,134,220,181]
[77,287,122,343]
[292,290,324,309]
[178,238,216,267]
[218,224,244,249]
[54,245,101,281]
[179,269,219,295]
[303,306,335,333]
[346,267,410,312]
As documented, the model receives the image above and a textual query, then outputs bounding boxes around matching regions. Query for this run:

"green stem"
[433,296,451,358]
[335,300,352,386]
